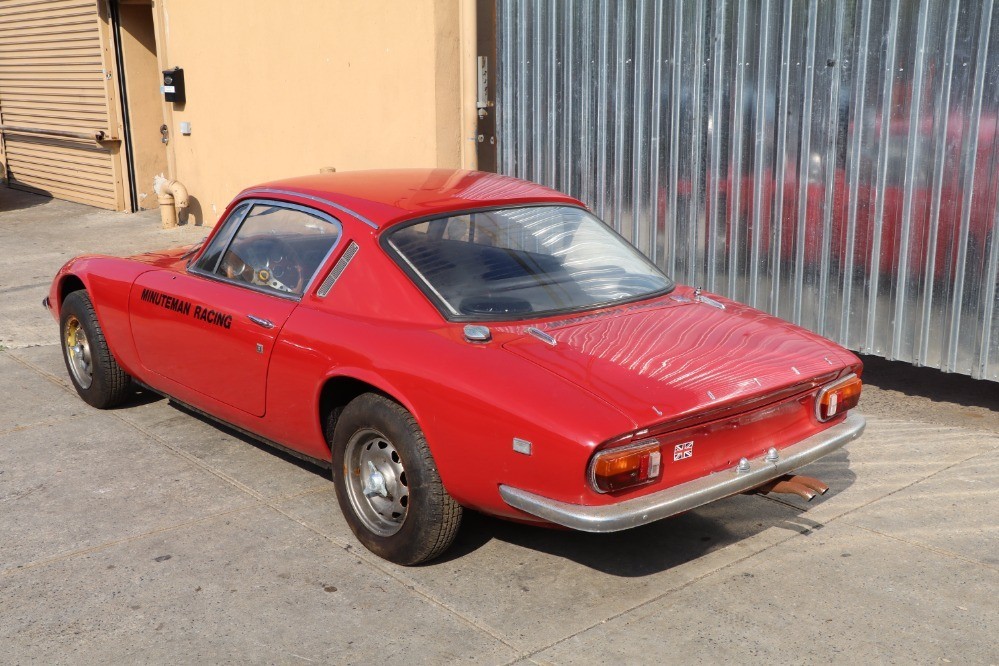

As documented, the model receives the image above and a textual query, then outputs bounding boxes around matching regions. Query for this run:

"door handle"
[247,314,274,329]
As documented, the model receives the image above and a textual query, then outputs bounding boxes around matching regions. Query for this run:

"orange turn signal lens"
[816,373,862,421]
[590,440,662,493]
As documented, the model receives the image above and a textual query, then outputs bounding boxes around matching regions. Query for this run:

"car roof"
[242,168,584,227]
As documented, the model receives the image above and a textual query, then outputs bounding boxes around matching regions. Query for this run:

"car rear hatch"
[501,294,855,485]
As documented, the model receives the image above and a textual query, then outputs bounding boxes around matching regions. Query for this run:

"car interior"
[389,209,665,317]
[197,203,340,296]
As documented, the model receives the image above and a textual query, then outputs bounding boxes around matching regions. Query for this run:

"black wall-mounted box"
[162,67,185,104]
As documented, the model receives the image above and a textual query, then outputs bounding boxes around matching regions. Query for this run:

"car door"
[129,200,342,416]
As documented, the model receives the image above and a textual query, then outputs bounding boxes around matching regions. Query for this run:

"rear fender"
[315,366,423,440]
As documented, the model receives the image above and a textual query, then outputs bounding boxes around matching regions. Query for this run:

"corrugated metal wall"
[495,0,999,381]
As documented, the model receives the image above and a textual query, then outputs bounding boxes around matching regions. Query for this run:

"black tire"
[60,290,132,409]
[328,393,462,565]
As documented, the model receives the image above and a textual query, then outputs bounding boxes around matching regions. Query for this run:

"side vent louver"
[317,241,359,297]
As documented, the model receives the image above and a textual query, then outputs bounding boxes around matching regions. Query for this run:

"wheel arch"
[56,273,89,312]
[317,371,420,451]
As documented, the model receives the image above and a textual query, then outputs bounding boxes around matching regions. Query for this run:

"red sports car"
[46,169,865,564]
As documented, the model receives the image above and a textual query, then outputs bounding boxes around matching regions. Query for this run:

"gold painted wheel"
[63,314,93,390]
[59,290,132,409]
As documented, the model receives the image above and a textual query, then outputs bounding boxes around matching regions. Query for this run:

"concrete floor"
[1,187,997,665]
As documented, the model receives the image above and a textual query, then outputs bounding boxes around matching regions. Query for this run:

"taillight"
[816,373,862,421]
[590,439,662,493]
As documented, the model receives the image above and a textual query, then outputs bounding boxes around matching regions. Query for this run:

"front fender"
[49,257,96,320]
[48,256,155,380]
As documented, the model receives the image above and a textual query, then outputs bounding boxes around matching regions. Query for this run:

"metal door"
[0,0,126,209]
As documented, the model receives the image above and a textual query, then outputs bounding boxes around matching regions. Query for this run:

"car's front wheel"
[60,290,132,408]
[329,393,462,565]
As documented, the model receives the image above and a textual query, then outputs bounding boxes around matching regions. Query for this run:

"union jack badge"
[674,441,694,461]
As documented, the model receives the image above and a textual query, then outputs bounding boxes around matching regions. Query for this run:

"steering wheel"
[248,237,304,294]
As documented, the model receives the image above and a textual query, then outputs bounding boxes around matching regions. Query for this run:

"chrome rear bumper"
[499,412,865,533]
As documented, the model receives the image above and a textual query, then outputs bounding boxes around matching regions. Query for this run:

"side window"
[196,202,340,296]
[195,202,250,273]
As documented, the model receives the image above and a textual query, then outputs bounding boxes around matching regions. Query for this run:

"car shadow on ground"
[138,391,857,577]
[114,387,166,409]
[440,448,856,576]
[154,395,331,479]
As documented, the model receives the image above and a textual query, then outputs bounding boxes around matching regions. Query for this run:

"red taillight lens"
[590,440,662,493]
[816,373,862,421]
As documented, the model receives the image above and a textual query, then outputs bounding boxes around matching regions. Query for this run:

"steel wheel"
[344,427,409,537]
[63,314,94,390]
[329,393,462,565]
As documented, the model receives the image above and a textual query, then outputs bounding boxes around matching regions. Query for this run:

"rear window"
[384,205,673,320]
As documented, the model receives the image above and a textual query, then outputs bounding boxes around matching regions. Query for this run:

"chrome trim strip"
[499,412,866,533]
[386,237,460,315]
[187,198,344,302]
[199,203,252,274]
[246,188,380,229]
[316,241,359,298]
[186,267,303,302]
[527,327,557,346]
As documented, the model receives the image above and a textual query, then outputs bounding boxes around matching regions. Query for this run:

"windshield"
[385,205,673,320]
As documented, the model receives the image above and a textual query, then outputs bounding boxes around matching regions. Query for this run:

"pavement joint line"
[114,412,275,504]
[24,339,994,654]
[0,504,262,579]
[841,521,999,572]
[6,347,74,395]
[855,416,999,438]
[0,280,50,295]
[0,414,80,438]
[270,485,333,503]
[8,345,515,651]
[1,345,848,655]
[264,504,521,653]
[755,443,999,572]
[110,388,520,653]
[508,520,813,664]
[769,439,999,528]
[513,434,999,659]
[0,488,329,581]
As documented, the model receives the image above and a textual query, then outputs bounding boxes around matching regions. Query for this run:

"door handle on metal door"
[247,314,274,329]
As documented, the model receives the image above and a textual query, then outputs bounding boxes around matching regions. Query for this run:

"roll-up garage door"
[0,0,125,210]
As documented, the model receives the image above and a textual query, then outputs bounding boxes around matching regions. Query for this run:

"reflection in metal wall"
[495,0,999,380]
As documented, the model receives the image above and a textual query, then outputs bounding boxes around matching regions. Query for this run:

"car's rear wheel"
[329,393,462,565]
[60,290,132,408]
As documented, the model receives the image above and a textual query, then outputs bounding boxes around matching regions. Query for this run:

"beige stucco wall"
[152,0,473,226]
[118,3,168,210]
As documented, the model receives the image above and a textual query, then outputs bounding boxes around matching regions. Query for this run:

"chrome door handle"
[247,314,274,329]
